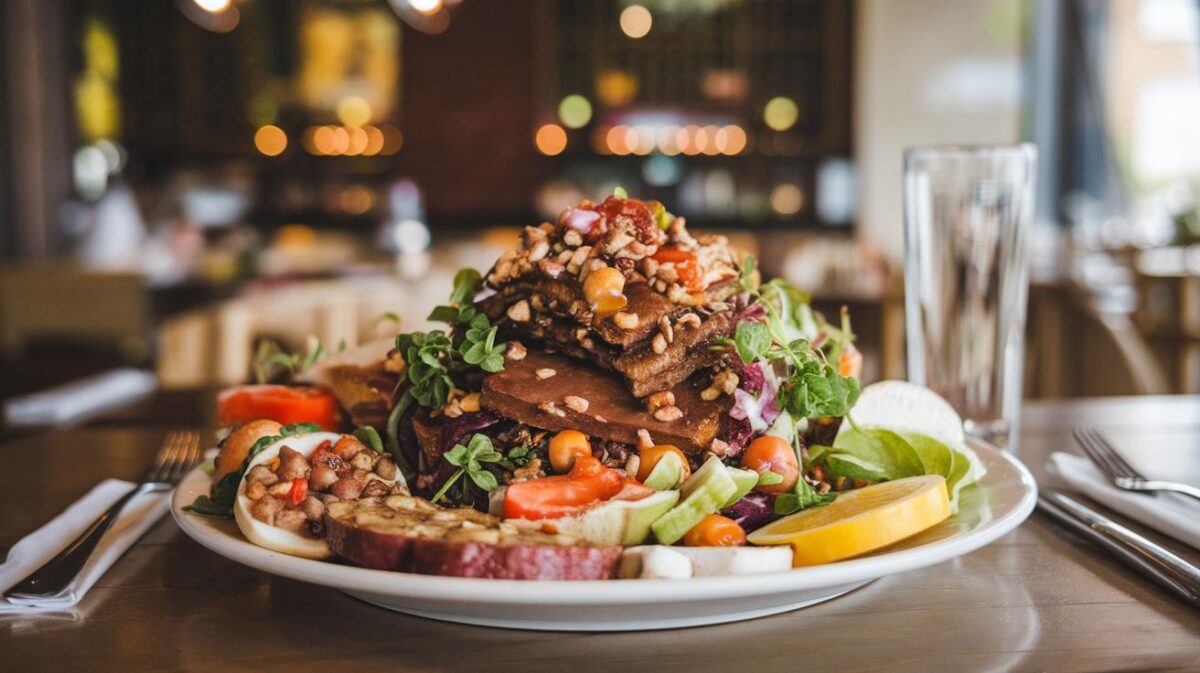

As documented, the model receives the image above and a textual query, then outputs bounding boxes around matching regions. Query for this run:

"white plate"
[171,439,1036,631]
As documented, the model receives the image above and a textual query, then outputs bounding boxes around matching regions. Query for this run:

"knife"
[1037,490,1200,608]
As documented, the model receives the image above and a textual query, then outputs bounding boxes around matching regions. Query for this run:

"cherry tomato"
[548,430,592,473]
[683,514,746,547]
[218,385,341,431]
[741,435,800,494]
[503,455,625,520]
[595,195,654,233]
[839,344,863,379]
[635,444,692,483]
[652,248,704,292]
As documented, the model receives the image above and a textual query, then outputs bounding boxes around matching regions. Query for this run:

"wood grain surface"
[2,394,1198,672]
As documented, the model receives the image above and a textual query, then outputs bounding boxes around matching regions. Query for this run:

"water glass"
[903,144,1036,449]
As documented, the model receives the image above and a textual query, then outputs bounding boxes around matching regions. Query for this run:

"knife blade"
[1037,490,1200,608]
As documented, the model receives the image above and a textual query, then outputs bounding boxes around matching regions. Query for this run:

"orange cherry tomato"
[683,514,746,547]
[504,455,625,520]
[741,435,800,494]
[839,344,863,379]
[548,429,592,473]
[218,385,341,431]
[635,444,692,483]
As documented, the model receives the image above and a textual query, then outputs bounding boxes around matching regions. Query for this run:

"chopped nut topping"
[593,415,608,423]
[653,405,683,422]
[563,229,583,247]
[528,240,550,263]
[506,299,531,322]
[713,370,739,395]
[613,311,639,330]
[709,438,735,458]
[563,395,590,413]
[659,315,674,343]
[636,429,654,451]
[624,454,641,478]
[535,368,557,379]
[700,386,721,401]
[646,390,676,412]
[677,312,701,329]
[506,341,527,361]
[651,333,667,354]
[538,401,567,418]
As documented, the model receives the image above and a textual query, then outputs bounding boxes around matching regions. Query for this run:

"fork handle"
[5,483,154,599]
[1122,480,1200,502]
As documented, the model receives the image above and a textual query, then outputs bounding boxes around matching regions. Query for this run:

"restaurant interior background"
[2,0,1200,416]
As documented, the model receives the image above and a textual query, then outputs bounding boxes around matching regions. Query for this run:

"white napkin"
[0,480,169,613]
[3,368,157,427]
[1047,452,1200,550]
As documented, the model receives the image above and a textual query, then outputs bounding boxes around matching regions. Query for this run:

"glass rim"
[903,143,1036,162]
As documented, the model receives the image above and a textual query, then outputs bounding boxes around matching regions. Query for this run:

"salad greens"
[728,255,861,421]
[252,335,326,384]
[183,422,323,517]
[809,421,982,510]
[385,268,507,477]
[431,433,504,503]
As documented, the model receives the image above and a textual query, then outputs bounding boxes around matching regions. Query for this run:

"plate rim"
[171,439,1037,606]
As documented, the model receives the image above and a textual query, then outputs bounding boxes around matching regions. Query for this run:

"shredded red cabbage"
[438,411,501,457]
[721,492,779,532]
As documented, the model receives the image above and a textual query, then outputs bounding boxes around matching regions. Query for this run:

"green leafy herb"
[722,255,860,420]
[613,186,628,199]
[252,335,327,384]
[181,495,229,517]
[431,433,504,503]
[774,477,837,515]
[497,445,533,471]
[733,321,772,364]
[395,331,456,409]
[280,422,322,436]
[353,426,385,453]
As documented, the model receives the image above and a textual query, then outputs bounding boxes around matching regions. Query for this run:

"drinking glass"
[903,144,1036,449]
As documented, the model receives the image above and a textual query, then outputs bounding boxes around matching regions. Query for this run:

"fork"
[1074,426,1200,502]
[5,430,202,600]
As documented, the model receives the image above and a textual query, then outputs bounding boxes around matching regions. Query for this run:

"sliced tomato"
[217,385,341,431]
[503,455,625,520]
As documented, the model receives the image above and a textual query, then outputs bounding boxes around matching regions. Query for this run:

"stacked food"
[186,191,986,581]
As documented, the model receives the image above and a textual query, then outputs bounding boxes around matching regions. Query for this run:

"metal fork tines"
[1074,426,1200,503]
[5,430,202,600]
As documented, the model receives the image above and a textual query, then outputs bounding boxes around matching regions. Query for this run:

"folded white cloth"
[1047,452,1200,550]
[0,480,169,613]
[3,368,157,427]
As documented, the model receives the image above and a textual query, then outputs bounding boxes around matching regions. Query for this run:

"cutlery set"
[1037,426,1200,608]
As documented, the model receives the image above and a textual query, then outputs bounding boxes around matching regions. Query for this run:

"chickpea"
[548,429,592,473]
[582,266,627,314]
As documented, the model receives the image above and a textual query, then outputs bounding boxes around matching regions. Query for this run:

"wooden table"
[2,394,1198,672]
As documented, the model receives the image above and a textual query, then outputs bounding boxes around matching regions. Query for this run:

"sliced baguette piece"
[324,495,622,580]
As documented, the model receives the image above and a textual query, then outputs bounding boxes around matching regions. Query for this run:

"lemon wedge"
[747,475,951,566]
